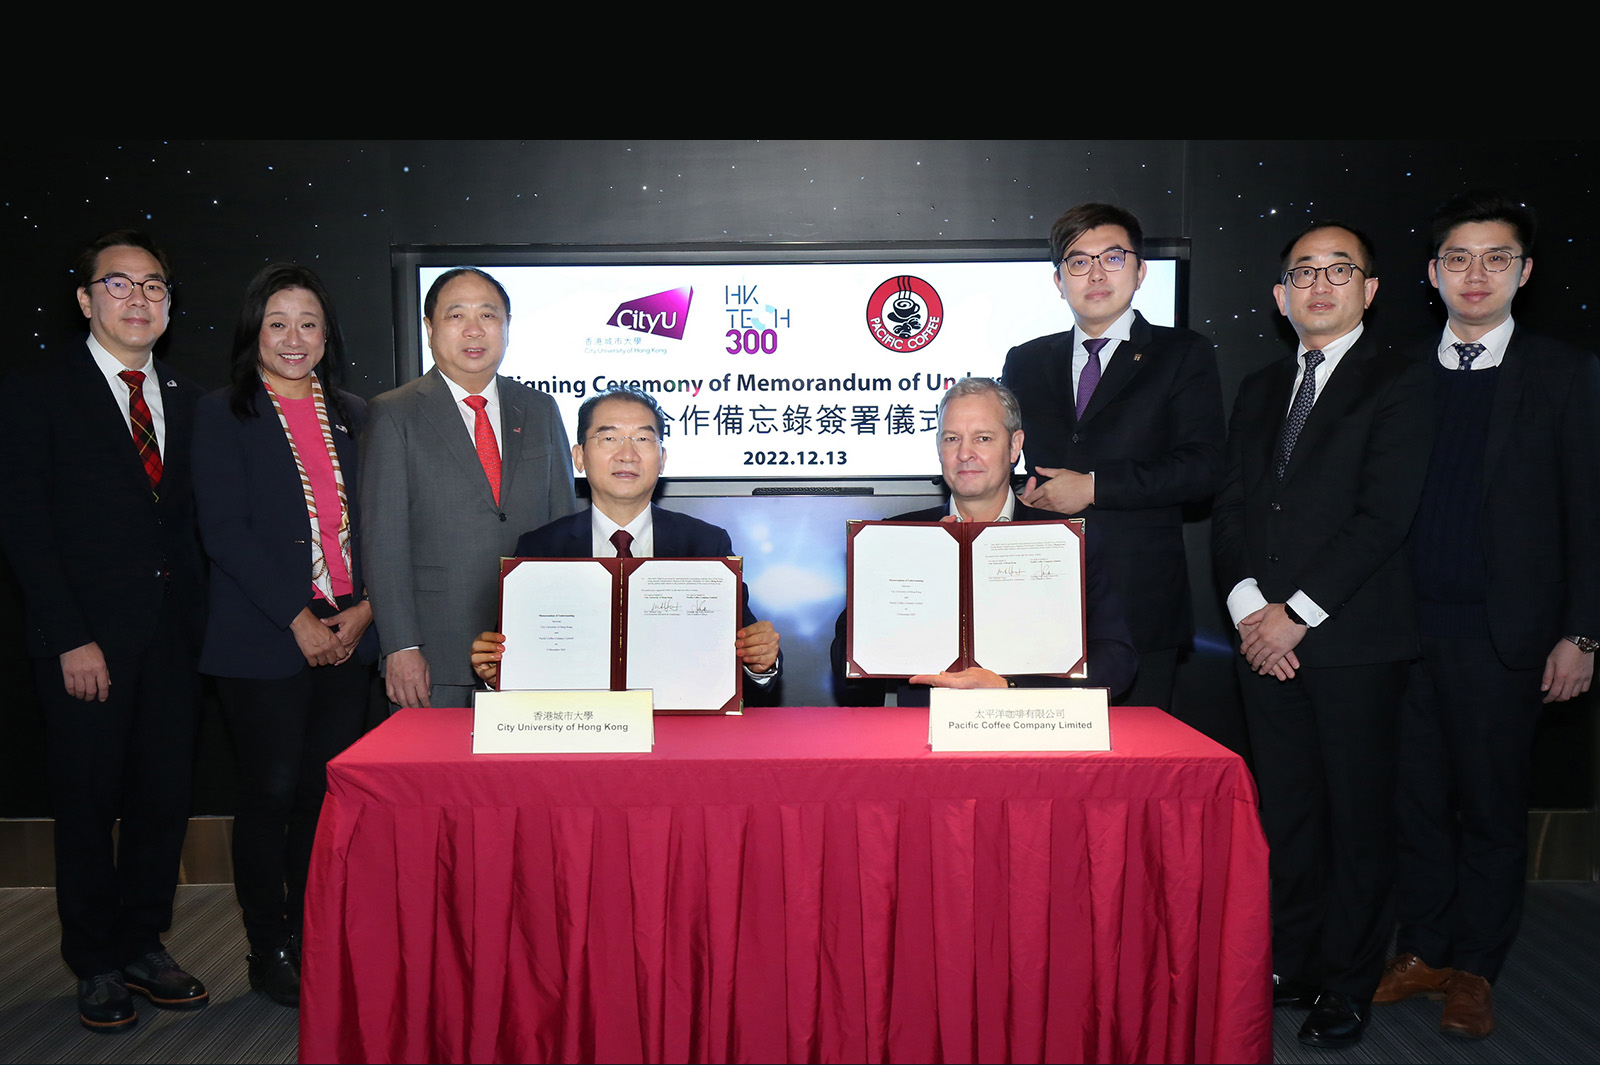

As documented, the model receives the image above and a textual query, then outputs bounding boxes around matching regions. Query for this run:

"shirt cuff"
[1226,579,1268,628]
[1287,590,1329,628]
[743,664,778,687]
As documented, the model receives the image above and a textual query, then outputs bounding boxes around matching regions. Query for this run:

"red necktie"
[610,530,634,558]
[464,395,501,505]
[118,370,162,498]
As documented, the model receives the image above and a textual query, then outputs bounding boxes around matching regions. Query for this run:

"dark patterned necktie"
[118,369,162,498]
[1076,336,1109,420]
[1454,342,1486,370]
[1274,349,1325,480]
[610,530,634,558]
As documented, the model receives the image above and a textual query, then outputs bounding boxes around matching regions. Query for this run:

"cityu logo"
[607,286,693,340]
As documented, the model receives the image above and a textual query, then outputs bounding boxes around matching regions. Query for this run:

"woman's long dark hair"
[228,263,351,427]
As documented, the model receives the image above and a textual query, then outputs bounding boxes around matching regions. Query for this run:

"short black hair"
[1279,220,1377,279]
[76,229,172,289]
[423,267,511,321]
[1429,189,1536,258]
[575,386,665,444]
[1050,203,1144,268]
[227,263,351,427]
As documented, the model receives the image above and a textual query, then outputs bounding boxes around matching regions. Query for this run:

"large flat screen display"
[398,244,1184,481]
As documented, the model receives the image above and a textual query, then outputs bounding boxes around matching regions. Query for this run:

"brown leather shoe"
[1374,952,1453,1003]
[1440,971,1494,1039]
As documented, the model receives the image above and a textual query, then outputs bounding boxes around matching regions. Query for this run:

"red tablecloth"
[300,706,1270,1064]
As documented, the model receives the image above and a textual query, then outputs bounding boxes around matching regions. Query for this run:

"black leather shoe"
[1298,992,1369,1048]
[248,942,301,1008]
[1274,975,1320,1008]
[123,949,208,1009]
[77,971,137,1032]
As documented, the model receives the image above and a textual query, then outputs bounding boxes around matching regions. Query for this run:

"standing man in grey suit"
[360,268,576,709]
[1002,203,1225,723]
[1374,192,1598,1039]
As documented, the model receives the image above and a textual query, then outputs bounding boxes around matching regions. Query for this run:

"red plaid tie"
[118,370,162,498]
[464,395,501,505]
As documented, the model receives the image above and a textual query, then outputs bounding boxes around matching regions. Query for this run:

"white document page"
[499,560,615,691]
[970,523,1084,677]
[625,560,739,711]
[849,523,960,676]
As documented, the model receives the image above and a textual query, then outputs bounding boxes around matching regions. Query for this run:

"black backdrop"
[3,139,1594,816]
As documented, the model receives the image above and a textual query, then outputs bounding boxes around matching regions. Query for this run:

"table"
[300,707,1271,1064]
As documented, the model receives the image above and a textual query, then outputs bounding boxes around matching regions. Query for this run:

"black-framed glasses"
[1282,263,1366,289]
[1437,251,1523,273]
[92,274,171,302]
[1060,248,1137,276]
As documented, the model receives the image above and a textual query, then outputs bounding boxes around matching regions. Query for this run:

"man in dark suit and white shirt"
[0,231,209,1031]
[471,386,781,696]
[1212,221,1433,1049]
[830,377,1138,705]
[1002,203,1224,722]
[360,268,577,710]
[1373,192,1598,1039]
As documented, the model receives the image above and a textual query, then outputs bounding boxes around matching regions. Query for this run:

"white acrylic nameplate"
[928,688,1110,752]
[472,689,655,753]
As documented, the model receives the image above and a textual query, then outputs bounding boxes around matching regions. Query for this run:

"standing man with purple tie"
[359,268,576,710]
[1374,192,1599,1039]
[1213,221,1434,1049]
[0,230,210,1031]
[1002,203,1226,724]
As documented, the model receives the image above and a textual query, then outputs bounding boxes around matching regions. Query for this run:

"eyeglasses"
[587,431,660,450]
[1282,263,1366,289]
[1060,248,1136,276]
[92,274,171,302]
[1437,251,1522,273]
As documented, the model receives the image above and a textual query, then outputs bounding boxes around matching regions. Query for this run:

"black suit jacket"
[0,342,205,662]
[1425,329,1600,668]
[516,505,782,699]
[1213,332,1434,666]
[1002,312,1224,651]
[192,384,380,679]
[830,501,1139,706]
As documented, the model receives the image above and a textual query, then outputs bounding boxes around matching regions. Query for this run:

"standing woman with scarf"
[192,263,377,1008]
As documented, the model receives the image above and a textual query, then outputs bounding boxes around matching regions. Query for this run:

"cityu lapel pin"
[1132,353,1143,362]
[334,424,348,434]
[513,426,523,434]
[166,378,177,387]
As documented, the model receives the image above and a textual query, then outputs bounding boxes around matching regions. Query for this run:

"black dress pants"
[1239,657,1408,1000]
[39,602,201,977]
[216,650,370,954]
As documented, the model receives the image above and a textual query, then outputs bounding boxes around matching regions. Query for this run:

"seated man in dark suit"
[472,386,781,699]
[832,376,1137,706]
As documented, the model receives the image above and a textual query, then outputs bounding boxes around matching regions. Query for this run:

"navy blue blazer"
[192,384,379,679]
[830,501,1139,706]
[516,505,782,697]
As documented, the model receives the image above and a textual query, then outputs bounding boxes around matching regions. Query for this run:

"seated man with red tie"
[471,386,781,698]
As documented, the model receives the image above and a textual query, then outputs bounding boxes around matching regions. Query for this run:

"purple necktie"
[1076,337,1109,420]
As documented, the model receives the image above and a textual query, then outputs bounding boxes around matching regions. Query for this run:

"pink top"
[281,394,353,598]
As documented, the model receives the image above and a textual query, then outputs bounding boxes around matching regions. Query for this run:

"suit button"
[1267,554,1279,564]
[1071,433,1080,443]
[499,513,507,522]
[1270,502,1282,511]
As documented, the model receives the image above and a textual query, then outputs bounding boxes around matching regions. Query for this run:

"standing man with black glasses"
[1003,203,1225,724]
[1213,221,1433,1049]
[1374,192,1599,1040]
[0,231,209,1031]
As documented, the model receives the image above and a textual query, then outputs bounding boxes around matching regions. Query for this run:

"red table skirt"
[301,706,1271,1064]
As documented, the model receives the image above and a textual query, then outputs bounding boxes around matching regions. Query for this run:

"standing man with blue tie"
[360,268,576,710]
[1213,221,1433,1048]
[0,231,210,1031]
[1002,203,1225,724]
[1374,192,1598,1039]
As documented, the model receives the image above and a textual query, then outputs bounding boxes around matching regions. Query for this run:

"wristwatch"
[1565,635,1598,654]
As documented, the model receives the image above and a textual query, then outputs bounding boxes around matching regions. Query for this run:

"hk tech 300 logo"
[866,276,943,352]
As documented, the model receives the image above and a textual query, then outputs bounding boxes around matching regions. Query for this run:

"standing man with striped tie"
[1375,192,1599,1040]
[1212,221,1433,1049]
[360,268,576,710]
[0,231,210,1031]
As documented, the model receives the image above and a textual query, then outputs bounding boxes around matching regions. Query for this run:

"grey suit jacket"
[359,369,577,686]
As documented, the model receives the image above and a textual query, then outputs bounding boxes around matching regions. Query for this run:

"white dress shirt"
[441,374,502,455]
[1438,316,1514,370]
[88,335,166,454]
